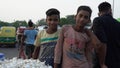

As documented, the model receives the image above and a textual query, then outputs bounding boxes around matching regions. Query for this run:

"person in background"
[92,2,120,68]
[16,26,26,50]
[32,8,60,67]
[21,20,38,59]
[54,5,106,68]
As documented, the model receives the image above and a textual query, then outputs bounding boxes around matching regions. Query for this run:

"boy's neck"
[27,27,34,30]
[73,25,84,32]
[46,28,57,34]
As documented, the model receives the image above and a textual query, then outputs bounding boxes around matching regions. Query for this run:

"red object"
[17,26,26,33]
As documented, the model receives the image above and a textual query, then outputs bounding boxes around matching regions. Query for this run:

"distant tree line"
[0,15,76,28]
[36,15,75,26]
[0,20,28,29]
[0,14,119,29]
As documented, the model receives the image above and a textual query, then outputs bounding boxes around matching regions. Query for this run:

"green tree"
[60,15,75,26]
[11,20,27,28]
[117,18,120,22]
[66,15,75,25]
[60,18,68,26]
[36,18,46,26]
[0,20,10,27]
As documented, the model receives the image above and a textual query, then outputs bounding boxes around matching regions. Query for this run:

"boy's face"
[75,10,90,28]
[46,15,59,29]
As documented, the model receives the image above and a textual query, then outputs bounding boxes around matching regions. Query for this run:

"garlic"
[0,57,52,68]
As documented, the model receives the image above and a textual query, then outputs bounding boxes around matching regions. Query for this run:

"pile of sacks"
[0,57,52,68]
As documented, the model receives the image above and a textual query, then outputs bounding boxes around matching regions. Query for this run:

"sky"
[0,0,119,23]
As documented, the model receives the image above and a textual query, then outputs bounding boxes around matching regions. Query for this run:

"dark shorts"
[25,44,35,59]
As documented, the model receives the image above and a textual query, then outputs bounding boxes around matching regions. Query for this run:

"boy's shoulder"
[37,29,46,35]
[62,25,72,29]
[62,24,71,27]
[62,25,72,31]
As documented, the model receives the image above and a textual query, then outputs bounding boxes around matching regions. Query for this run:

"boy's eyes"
[84,16,89,19]
[48,19,59,21]
[79,14,89,19]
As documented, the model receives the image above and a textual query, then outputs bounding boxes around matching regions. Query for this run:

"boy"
[21,20,38,59]
[92,2,120,68]
[54,6,106,68]
[32,8,60,67]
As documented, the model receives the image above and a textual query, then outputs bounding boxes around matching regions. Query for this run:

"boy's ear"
[98,12,100,16]
[45,19,48,25]
[74,15,76,20]
[98,12,102,16]
[46,19,47,23]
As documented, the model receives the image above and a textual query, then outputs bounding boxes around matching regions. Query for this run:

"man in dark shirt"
[92,2,120,68]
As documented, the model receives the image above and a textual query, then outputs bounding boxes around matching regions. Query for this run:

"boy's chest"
[64,29,89,49]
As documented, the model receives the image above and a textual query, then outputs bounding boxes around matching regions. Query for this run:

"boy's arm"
[92,19,107,68]
[85,42,93,68]
[32,46,40,59]
[32,31,41,59]
[54,27,64,68]
[85,29,107,68]
[96,43,107,68]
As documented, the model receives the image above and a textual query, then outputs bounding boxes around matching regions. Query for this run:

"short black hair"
[98,2,111,12]
[77,6,92,18]
[46,8,60,18]
[28,20,33,27]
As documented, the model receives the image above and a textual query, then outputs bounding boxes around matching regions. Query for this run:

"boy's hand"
[54,63,59,68]
[101,64,107,68]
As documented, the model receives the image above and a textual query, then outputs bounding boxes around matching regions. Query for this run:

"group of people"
[16,1,120,68]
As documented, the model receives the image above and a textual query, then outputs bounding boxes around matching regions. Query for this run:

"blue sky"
[0,0,119,23]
